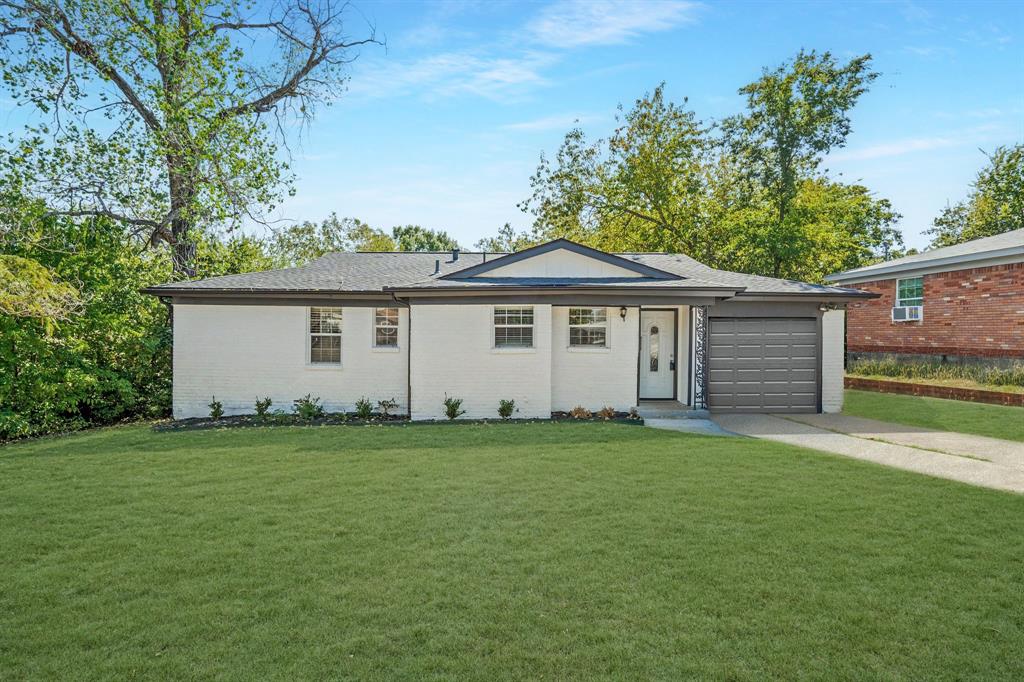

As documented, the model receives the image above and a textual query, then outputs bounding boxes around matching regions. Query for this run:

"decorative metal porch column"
[693,305,709,409]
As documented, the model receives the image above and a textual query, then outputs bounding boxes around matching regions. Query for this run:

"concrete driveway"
[711,413,1024,494]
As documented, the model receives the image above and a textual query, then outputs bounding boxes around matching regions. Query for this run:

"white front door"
[639,310,676,399]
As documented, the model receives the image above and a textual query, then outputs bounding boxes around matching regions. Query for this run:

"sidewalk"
[711,413,1024,494]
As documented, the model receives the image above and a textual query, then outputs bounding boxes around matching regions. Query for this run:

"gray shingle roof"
[827,228,1024,282]
[145,247,868,297]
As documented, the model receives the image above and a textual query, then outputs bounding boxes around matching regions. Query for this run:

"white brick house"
[145,239,870,420]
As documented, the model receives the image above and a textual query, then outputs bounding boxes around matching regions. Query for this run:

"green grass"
[844,389,1024,442]
[2,423,1023,679]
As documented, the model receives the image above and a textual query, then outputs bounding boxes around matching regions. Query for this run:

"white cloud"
[528,0,701,48]
[347,51,556,102]
[902,45,954,58]
[830,136,959,161]
[501,113,600,132]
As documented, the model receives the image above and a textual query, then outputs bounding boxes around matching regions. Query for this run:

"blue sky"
[2,1,1020,251]
[279,0,1022,250]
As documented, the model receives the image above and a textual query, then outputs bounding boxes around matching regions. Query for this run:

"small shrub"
[597,405,616,420]
[628,407,641,420]
[443,394,466,420]
[208,397,224,420]
[355,397,374,420]
[569,405,592,420]
[377,398,398,418]
[293,394,324,421]
[255,397,273,417]
[498,399,516,420]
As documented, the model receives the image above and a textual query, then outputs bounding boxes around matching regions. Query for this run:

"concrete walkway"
[784,413,1024,468]
[712,413,1024,494]
[644,418,735,437]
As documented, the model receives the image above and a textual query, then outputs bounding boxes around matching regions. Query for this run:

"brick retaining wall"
[845,376,1024,407]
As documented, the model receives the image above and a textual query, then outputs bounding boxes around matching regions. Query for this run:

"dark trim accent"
[391,285,738,294]
[816,312,824,413]
[142,287,387,296]
[635,307,642,407]
[437,238,682,280]
[731,292,877,301]
[391,292,412,419]
[390,294,725,306]
[167,295,391,307]
[687,307,694,406]
[638,308,678,401]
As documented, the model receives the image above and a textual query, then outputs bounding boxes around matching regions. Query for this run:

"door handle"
[669,356,676,371]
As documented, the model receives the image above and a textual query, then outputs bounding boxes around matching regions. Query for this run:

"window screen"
[310,307,342,364]
[494,306,534,348]
[375,307,399,347]
[569,307,607,347]
[896,277,923,307]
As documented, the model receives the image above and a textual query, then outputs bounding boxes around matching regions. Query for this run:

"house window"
[309,307,342,364]
[374,307,399,347]
[896,277,924,307]
[494,306,534,348]
[569,307,607,347]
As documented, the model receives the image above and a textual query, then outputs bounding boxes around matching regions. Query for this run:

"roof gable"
[443,239,679,280]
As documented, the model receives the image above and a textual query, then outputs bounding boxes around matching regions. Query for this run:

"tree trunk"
[167,155,196,278]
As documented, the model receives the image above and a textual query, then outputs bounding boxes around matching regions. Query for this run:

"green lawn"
[844,389,1024,442]
[2,423,1022,679]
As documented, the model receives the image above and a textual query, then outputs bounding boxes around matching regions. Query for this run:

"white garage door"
[708,317,818,413]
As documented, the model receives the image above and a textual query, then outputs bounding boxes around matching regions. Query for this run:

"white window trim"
[492,305,535,349]
[372,307,400,350]
[567,307,609,350]
[307,306,343,368]
[895,276,924,308]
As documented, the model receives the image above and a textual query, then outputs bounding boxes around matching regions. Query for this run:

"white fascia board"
[826,248,1024,284]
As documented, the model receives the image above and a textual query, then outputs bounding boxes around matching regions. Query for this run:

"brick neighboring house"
[827,229,1024,365]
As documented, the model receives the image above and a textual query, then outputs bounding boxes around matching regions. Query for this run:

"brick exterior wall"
[846,262,1024,358]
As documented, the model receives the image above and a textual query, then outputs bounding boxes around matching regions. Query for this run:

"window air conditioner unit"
[892,305,922,322]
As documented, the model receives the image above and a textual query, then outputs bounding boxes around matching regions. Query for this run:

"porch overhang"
[383,285,743,307]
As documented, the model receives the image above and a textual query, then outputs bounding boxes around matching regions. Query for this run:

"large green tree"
[391,225,461,252]
[474,222,533,252]
[721,178,902,282]
[507,64,901,282]
[269,214,395,267]
[723,50,879,276]
[270,217,463,267]
[927,144,1024,247]
[0,211,276,440]
[0,0,377,275]
[519,84,721,260]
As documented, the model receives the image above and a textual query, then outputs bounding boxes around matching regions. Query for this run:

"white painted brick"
[551,307,640,412]
[821,309,845,413]
[409,304,553,420]
[173,305,407,419]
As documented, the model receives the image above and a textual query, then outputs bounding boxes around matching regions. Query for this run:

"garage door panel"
[708,317,819,413]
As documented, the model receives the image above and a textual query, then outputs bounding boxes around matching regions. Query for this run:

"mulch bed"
[153,413,408,432]
[154,412,643,432]
[845,376,1024,407]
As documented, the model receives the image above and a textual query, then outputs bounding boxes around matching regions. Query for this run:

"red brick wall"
[846,262,1024,358]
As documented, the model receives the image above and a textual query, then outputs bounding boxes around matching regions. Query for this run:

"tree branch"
[4,0,164,132]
